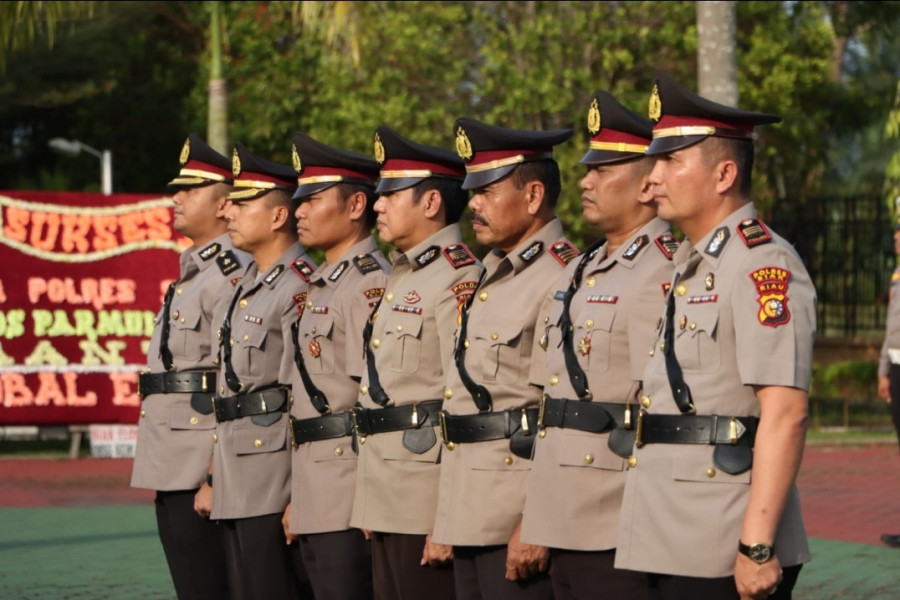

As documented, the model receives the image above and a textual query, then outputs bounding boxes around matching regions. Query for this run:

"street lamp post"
[48,137,113,195]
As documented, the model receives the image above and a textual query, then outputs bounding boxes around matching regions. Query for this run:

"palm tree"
[0,1,100,74]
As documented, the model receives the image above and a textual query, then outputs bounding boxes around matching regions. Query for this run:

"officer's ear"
[714,159,739,196]
[524,180,546,216]
[422,188,443,219]
[346,190,368,221]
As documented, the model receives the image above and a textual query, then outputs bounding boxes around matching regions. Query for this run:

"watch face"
[749,544,772,563]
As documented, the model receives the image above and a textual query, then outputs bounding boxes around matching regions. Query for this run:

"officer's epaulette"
[198,242,221,261]
[519,241,544,263]
[443,243,476,269]
[549,241,579,267]
[654,233,680,260]
[622,234,649,261]
[353,253,381,274]
[415,245,441,267]
[291,258,316,282]
[328,260,349,282]
[263,264,285,285]
[737,218,772,248]
[216,249,242,276]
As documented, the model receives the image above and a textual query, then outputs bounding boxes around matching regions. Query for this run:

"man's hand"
[734,553,782,600]
[421,533,453,567]
[282,503,296,545]
[194,482,213,518]
[878,375,891,402]
[505,521,549,581]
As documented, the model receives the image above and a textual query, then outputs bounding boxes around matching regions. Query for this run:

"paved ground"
[0,441,899,598]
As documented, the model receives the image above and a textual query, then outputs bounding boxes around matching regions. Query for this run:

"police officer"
[430,118,577,600]
[131,133,244,600]
[520,91,673,600]
[614,73,816,600]
[877,221,900,548]
[281,131,388,599]
[207,143,316,599]
[350,126,483,600]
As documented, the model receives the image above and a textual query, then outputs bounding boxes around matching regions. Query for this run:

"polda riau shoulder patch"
[549,241,579,266]
[291,258,316,282]
[749,266,791,327]
[216,250,241,276]
[353,253,381,274]
[654,234,680,260]
[443,244,477,268]
[737,218,772,247]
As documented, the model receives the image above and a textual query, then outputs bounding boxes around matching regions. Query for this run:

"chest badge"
[578,335,591,356]
[308,340,321,358]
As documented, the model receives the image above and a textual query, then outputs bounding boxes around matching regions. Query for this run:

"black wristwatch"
[738,541,773,563]
[205,473,213,487]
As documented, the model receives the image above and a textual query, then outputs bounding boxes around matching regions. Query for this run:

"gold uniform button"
[539,430,546,438]
[334,447,343,456]
[585,319,594,329]
[446,442,455,451]
[627,456,637,468]
[544,316,550,324]
[360,385,368,396]
[213,433,218,443]
[706,468,717,478]
[372,339,381,349]
[649,346,655,356]
[306,300,313,309]
[675,284,687,296]
[549,375,559,386]
[586,276,596,288]
[479,291,489,301]
[504,456,514,465]
[229,338,235,347]
[385,292,394,302]
[242,334,249,342]
[689,322,697,331]
[443,387,453,400]
[190,417,198,425]
[311,327,317,335]
[584,454,594,465]
[240,299,248,308]
[172,310,180,320]
[176,287,183,295]
[253,439,262,448]
[640,395,651,409]
[140,410,146,418]
[213,357,220,366]
[490,332,499,340]
[463,339,470,349]
[180,318,185,323]
[396,325,403,332]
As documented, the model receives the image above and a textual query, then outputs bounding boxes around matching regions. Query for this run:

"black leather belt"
[138,371,216,396]
[352,400,443,437]
[539,396,627,433]
[289,412,354,445]
[635,412,759,447]
[213,387,289,423]
[439,407,540,444]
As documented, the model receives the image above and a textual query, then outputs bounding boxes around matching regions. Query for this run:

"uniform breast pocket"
[475,318,524,383]
[557,431,624,472]
[303,314,335,375]
[232,416,288,456]
[383,312,423,374]
[672,445,751,485]
[170,307,204,361]
[675,306,721,372]
[574,304,615,373]
[234,325,269,381]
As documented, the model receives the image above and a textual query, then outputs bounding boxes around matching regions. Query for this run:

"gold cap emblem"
[587,97,601,135]
[291,144,302,172]
[373,132,385,165]
[649,84,662,122]
[179,138,190,165]
[232,148,241,177]
[455,126,473,161]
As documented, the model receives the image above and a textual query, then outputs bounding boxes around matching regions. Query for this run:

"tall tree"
[696,1,738,106]
[207,1,228,154]
[0,1,101,74]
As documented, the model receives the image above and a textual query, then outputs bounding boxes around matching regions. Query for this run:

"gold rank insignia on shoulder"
[232,148,242,177]
[519,240,544,263]
[263,264,285,285]
[587,97,601,135]
[649,84,662,122]
[623,235,648,260]
[443,244,476,268]
[328,260,348,282]
[199,242,221,261]
[291,258,315,282]
[654,233,679,260]
[180,138,191,165]
[704,226,730,258]
[737,218,772,247]
[354,253,381,274]
[550,241,579,266]
[217,250,241,276]
[373,132,385,165]
[292,144,302,172]
[456,126,473,161]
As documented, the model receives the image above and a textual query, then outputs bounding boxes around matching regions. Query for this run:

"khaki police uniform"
[521,217,674,551]
[614,203,815,578]
[288,237,389,532]
[350,224,483,534]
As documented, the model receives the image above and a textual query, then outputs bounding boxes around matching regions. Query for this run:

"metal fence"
[763,194,894,340]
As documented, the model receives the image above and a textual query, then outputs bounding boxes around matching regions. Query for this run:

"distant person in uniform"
[520,91,673,600]
[204,142,315,600]
[350,126,483,600]
[614,72,817,600]
[281,131,388,598]
[131,133,245,600]
[430,117,576,600]
[877,221,900,548]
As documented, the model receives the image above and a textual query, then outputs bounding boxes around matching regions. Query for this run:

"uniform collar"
[311,236,380,286]
[392,224,462,271]
[485,217,565,276]
[678,203,757,270]
[593,217,671,272]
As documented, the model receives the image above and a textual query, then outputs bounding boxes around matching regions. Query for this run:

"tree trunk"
[696,1,738,107]
[207,1,228,155]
